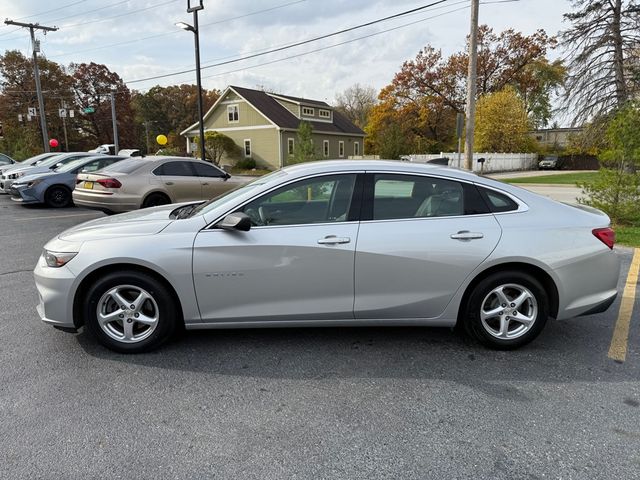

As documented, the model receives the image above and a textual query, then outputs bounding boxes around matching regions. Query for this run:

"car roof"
[281,159,481,182]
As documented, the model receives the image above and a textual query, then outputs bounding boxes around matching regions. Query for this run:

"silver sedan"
[35,160,620,353]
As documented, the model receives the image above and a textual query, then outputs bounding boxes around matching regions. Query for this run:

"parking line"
[13,213,100,221]
[608,248,640,362]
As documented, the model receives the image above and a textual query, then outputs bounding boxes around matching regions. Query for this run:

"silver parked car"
[35,160,620,353]
[9,156,126,207]
[0,152,61,193]
[73,156,249,214]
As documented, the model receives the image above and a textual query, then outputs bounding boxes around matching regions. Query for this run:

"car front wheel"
[84,271,179,353]
[462,271,549,350]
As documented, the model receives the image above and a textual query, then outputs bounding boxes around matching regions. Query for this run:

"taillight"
[96,178,122,189]
[593,227,615,249]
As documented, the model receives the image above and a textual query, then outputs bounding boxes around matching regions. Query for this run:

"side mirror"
[218,212,251,231]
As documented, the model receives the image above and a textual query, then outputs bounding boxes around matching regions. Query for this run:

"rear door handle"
[317,235,351,245]
[450,230,484,240]
[165,181,174,185]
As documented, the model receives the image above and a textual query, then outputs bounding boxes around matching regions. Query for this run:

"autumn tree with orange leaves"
[366,26,564,157]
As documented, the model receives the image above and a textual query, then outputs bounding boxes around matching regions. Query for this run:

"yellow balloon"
[156,134,168,146]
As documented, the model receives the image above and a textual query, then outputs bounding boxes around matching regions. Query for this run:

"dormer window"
[302,106,314,116]
[319,109,331,119]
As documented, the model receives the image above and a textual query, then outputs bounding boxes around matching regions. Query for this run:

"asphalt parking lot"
[1,194,639,480]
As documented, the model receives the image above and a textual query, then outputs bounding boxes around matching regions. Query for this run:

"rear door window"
[192,162,226,178]
[154,161,196,176]
[478,187,519,212]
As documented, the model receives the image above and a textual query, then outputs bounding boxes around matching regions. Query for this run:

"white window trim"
[227,104,239,123]
[243,139,251,158]
[354,141,360,156]
[302,106,315,116]
[338,141,344,158]
[319,109,331,118]
[323,140,329,158]
[287,138,295,155]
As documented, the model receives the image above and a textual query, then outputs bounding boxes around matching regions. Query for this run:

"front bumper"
[34,255,78,330]
[0,177,14,193]
[10,185,40,204]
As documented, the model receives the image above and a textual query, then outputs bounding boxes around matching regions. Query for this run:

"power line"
[14,0,89,21]
[199,5,472,82]
[124,0,451,84]
[47,0,308,58]
[58,0,179,29]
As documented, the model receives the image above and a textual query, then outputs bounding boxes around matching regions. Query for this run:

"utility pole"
[144,121,151,154]
[110,88,119,154]
[60,101,69,152]
[463,0,479,171]
[4,20,58,152]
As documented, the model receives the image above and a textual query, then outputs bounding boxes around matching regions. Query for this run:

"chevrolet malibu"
[35,160,620,353]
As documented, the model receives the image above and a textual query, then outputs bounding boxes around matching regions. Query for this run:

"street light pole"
[177,0,206,161]
[4,19,58,152]
[193,11,206,162]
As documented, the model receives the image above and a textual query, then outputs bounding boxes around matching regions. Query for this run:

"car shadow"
[75,312,633,394]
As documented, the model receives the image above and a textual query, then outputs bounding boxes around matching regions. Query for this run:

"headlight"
[27,179,43,188]
[43,250,78,268]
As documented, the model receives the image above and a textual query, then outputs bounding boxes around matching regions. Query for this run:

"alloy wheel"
[96,285,159,344]
[479,283,538,340]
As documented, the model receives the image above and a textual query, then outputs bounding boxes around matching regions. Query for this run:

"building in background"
[181,85,365,170]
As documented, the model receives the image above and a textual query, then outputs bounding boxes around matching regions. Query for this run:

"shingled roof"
[229,86,365,136]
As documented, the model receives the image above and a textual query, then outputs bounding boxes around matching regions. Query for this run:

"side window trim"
[361,172,496,222]
[205,171,366,229]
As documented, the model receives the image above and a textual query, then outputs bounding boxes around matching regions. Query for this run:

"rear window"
[478,187,519,213]
[100,158,146,174]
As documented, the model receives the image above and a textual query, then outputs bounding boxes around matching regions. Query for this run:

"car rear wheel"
[45,185,72,208]
[142,192,170,208]
[84,271,179,353]
[462,271,548,350]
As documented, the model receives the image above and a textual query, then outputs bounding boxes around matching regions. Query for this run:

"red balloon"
[49,139,59,148]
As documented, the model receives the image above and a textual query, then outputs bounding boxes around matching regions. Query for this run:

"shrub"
[235,158,257,170]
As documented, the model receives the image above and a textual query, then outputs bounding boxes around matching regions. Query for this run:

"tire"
[142,192,170,209]
[83,271,179,353]
[45,185,72,208]
[462,271,549,350]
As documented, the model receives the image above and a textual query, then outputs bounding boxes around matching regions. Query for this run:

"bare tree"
[334,84,377,129]
[561,0,640,123]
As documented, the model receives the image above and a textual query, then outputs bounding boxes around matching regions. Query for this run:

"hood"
[58,204,177,242]
[13,171,56,184]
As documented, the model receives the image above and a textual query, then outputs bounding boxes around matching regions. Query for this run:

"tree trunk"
[612,0,627,106]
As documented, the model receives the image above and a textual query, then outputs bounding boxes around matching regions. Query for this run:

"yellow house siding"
[205,100,271,129]
[217,128,280,170]
[274,99,300,117]
[280,131,365,165]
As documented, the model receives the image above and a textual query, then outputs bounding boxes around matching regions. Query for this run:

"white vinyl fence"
[405,152,538,173]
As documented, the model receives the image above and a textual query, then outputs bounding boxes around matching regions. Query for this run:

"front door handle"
[450,230,484,240]
[317,235,351,245]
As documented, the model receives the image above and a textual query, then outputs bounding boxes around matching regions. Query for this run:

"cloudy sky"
[0,0,571,102]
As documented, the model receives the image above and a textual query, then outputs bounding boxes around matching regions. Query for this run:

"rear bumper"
[72,190,140,213]
[555,249,621,320]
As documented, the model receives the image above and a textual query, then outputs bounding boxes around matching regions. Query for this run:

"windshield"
[188,170,288,218]
[55,158,93,173]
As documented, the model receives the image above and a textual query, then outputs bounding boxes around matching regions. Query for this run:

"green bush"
[235,157,257,170]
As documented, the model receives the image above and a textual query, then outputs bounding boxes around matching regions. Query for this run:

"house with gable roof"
[180,85,366,170]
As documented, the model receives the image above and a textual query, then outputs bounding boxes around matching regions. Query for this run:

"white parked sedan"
[34,160,620,353]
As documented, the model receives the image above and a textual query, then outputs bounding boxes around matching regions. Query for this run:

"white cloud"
[1,0,573,102]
